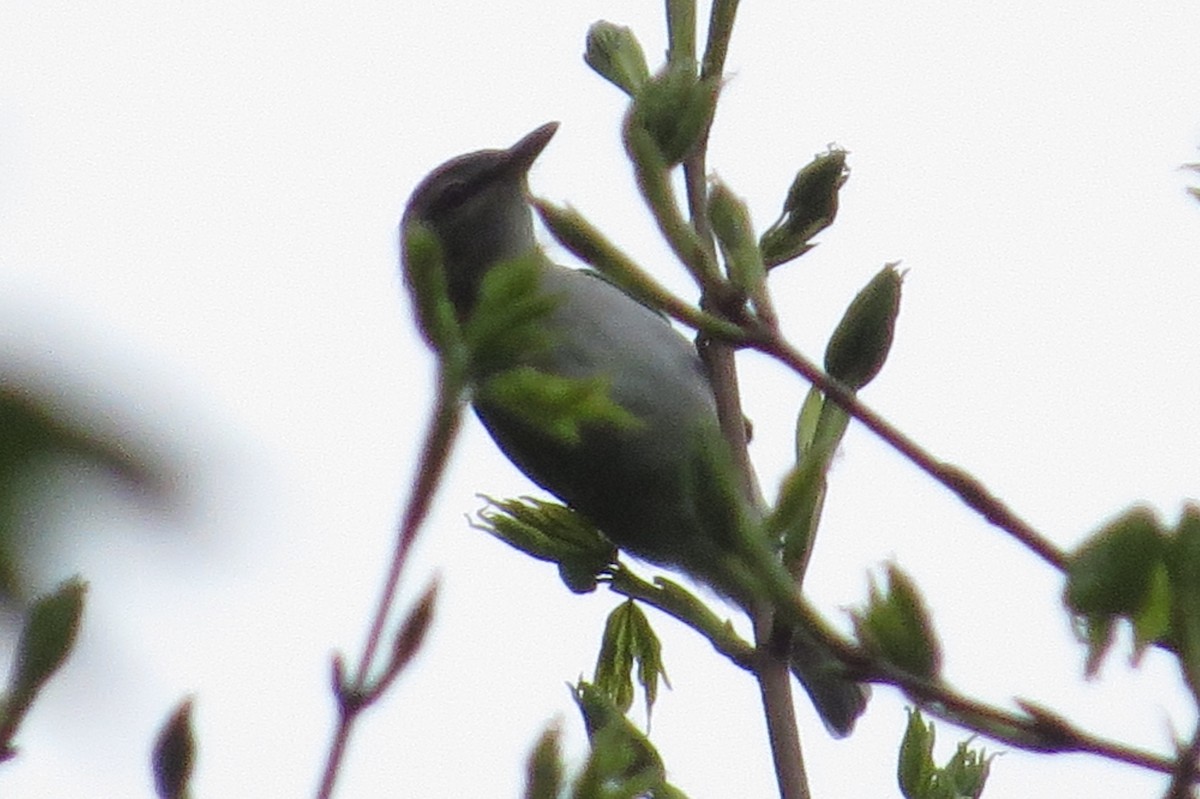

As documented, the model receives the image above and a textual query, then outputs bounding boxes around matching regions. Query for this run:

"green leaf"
[462,252,559,378]
[477,497,617,593]
[1130,561,1171,660]
[898,708,936,798]
[0,577,85,759]
[898,708,992,799]
[8,577,86,706]
[571,682,687,798]
[794,386,824,460]
[1168,504,1200,701]
[853,564,942,680]
[0,388,174,602]
[942,737,993,798]
[770,388,852,576]
[769,456,824,575]
[594,600,669,720]
[151,698,195,799]
[476,366,644,447]
[824,264,904,391]
[1074,613,1116,679]
[1065,506,1166,617]
[400,221,466,361]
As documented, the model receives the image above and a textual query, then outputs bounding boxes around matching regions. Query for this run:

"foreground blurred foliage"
[0,368,187,776]
[0,381,179,603]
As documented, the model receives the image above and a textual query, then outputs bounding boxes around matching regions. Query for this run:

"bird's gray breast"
[472,265,724,564]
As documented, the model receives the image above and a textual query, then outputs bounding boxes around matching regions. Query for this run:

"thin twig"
[747,328,1069,571]
[315,364,465,799]
[754,608,810,799]
[670,2,810,795]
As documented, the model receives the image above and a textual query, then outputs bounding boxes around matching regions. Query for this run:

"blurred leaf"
[388,579,438,677]
[0,576,86,760]
[853,564,942,680]
[793,386,824,460]
[942,737,993,798]
[476,366,643,447]
[770,389,850,576]
[1074,613,1116,679]
[1183,159,1200,204]
[1065,506,1165,617]
[524,724,565,799]
[461,252,559,379]
[151,698,195,799]
[1130,562,1171,660]
[400,221,466,362]
[0,385,174,601]
[571,682,687,799]
[1168,504,1200,701]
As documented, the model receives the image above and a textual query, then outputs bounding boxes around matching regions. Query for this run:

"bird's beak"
[503,122,559,173]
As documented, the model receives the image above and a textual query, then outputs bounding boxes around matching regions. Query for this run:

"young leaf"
[477,497,617,593]
[898,708,937,798]
[1065,506,1166,617]
[462,253,560,379]
[475,366,643,447]
[4,576,87,735]
[594,600,669,720]
[400,221,466,360]
[898,708,992,799]
[571,682,687,798]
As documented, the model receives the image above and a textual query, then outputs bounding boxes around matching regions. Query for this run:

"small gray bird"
[401,122,867,736]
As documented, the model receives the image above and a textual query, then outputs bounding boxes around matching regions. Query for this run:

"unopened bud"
[626,62,719,165]
[585,21,651,96]
[707,179,765,299]
[760,148,848,268]
[824,264,902,391]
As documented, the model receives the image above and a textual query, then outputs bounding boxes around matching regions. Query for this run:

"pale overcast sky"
[1,2,1199,797]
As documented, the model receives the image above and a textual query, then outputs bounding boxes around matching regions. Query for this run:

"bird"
[400,122,867,736]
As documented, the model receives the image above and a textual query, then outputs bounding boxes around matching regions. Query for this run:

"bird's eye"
[430,178,474,214]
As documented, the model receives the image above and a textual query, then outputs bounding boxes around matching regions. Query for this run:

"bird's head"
[401,122,559,316]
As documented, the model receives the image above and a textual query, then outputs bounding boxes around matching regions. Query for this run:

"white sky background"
[1,1,1198,797]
